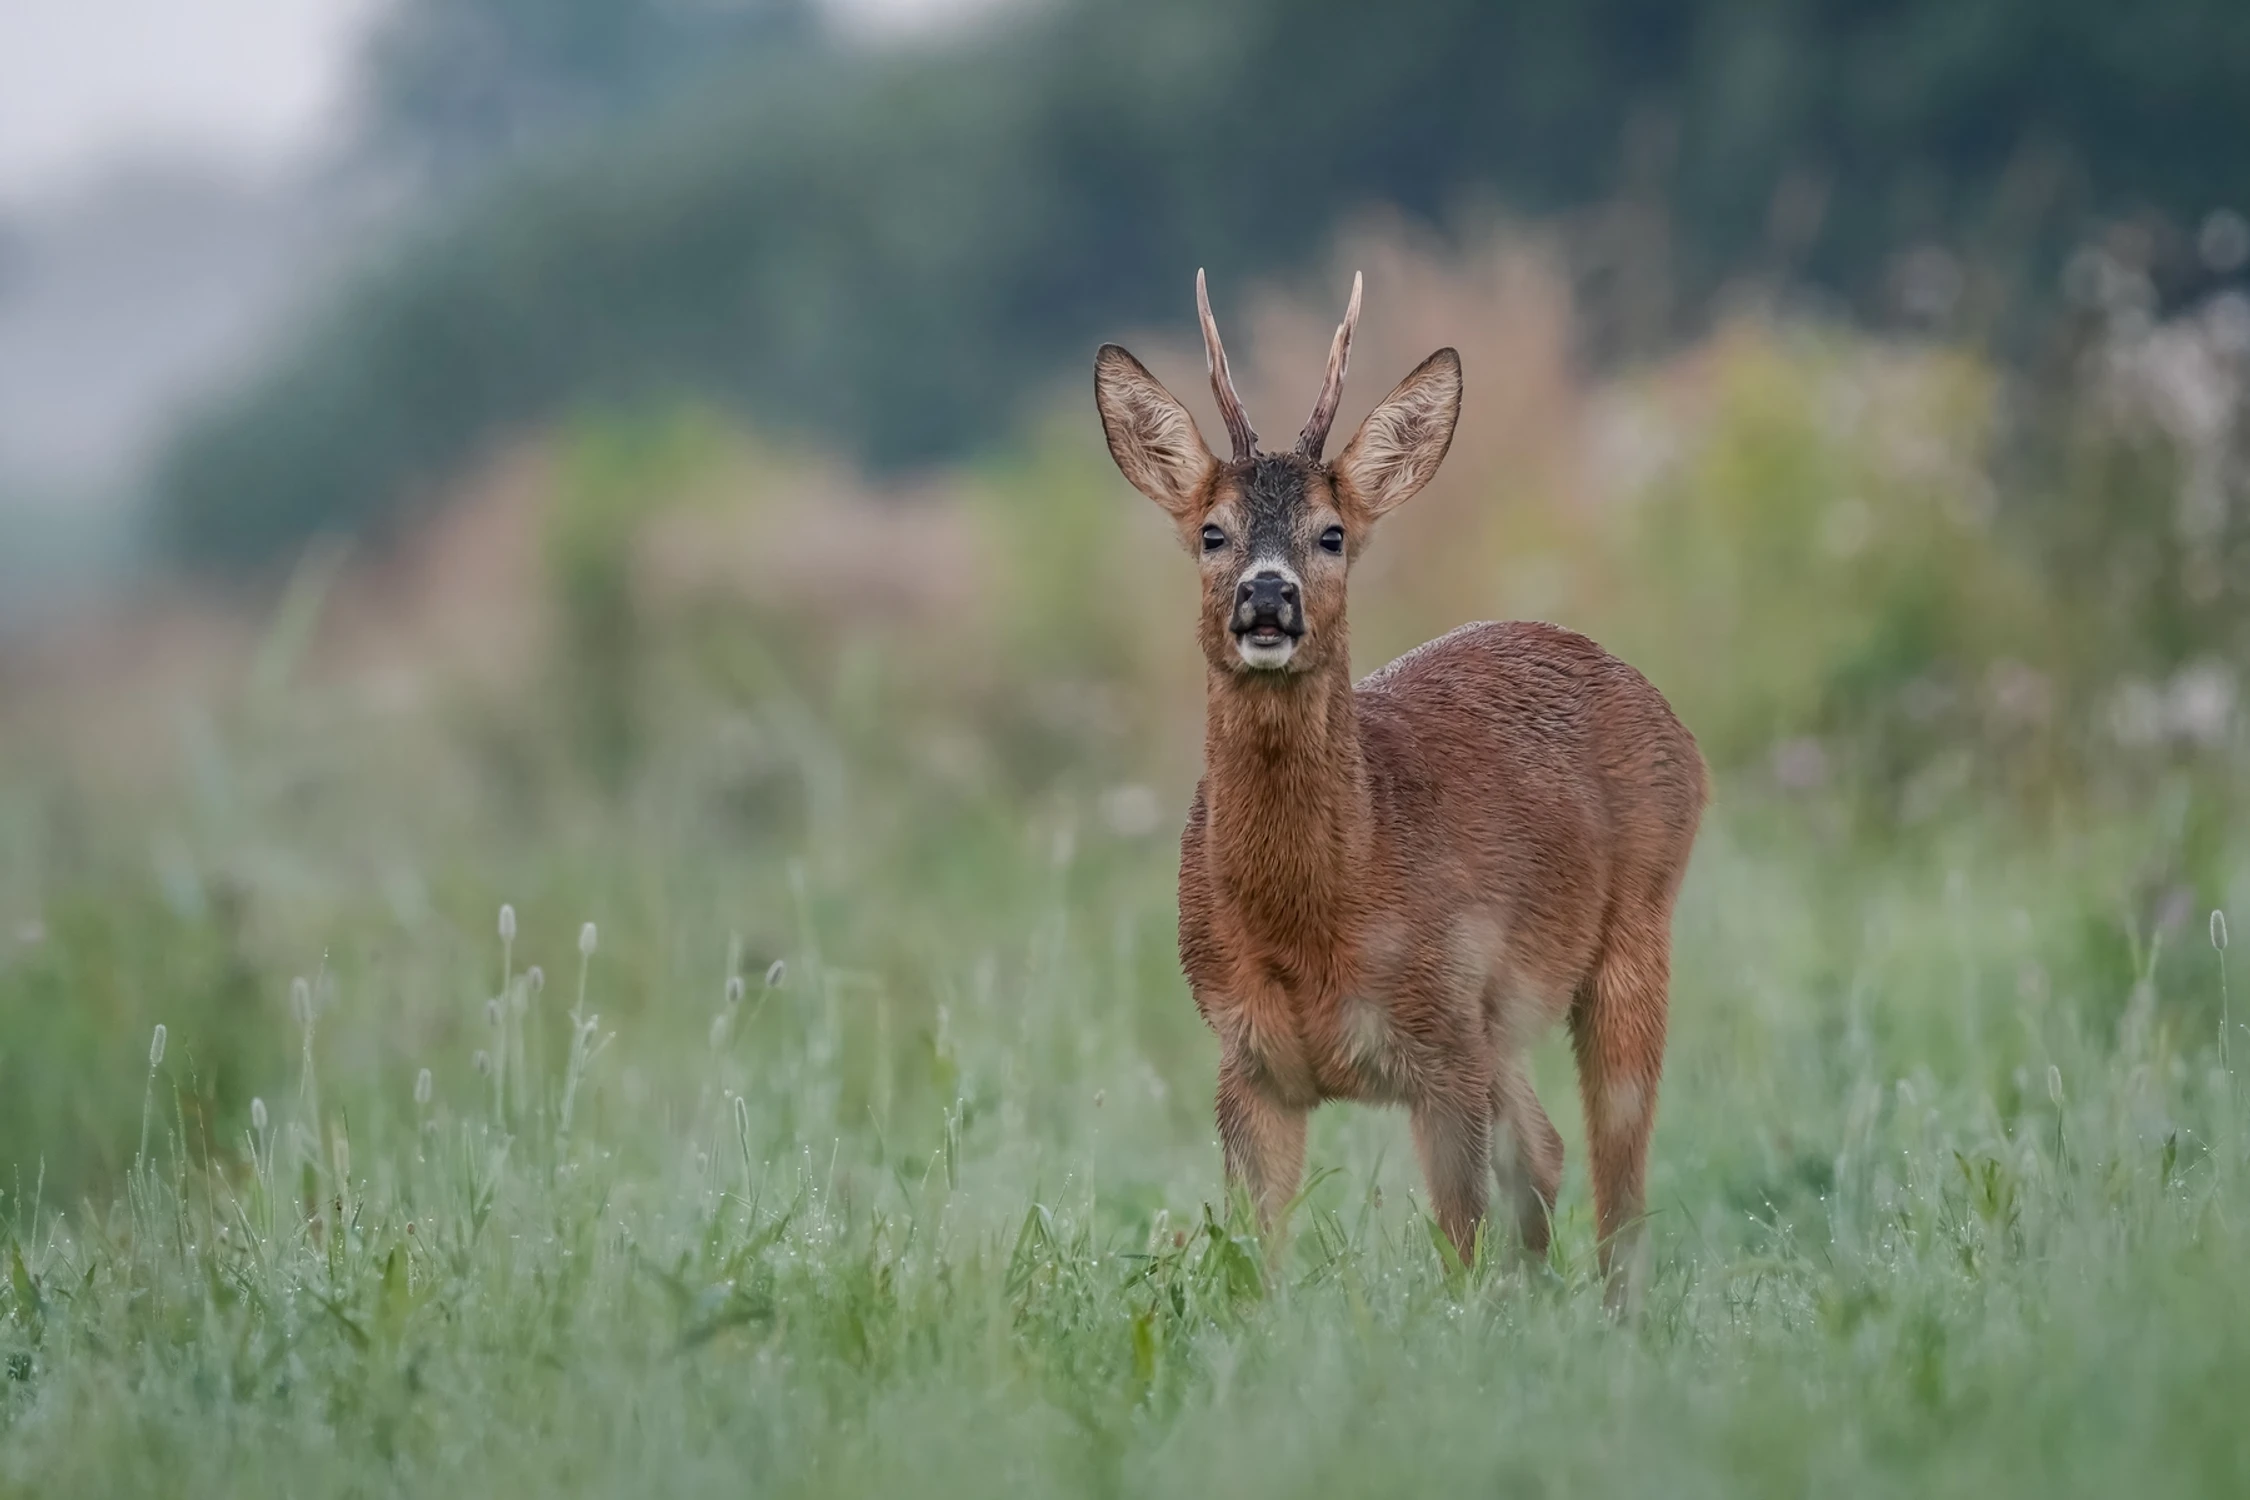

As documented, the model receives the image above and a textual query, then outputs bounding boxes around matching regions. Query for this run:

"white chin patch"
[1235,636,1297,671]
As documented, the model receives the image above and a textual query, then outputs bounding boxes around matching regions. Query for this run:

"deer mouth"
[1230,605,1304,649]
[1232,619,1301,669]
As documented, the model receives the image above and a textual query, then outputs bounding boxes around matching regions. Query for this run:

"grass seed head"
[527,965,544,993]
[765,959,787,989]
[473,1049,492,1076]
[414,1067,433,1106]
[2048,1064,2065,1106]
[499,903,517,943]
[725,975,745,1006]
[486,997,503,1028]
[579,922,599,958]
[2214,909,2229,951]
[250,1096,268,1132]
[148,1023,166,1068]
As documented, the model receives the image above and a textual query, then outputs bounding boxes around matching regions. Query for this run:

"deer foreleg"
[1215,1052,1307,1233]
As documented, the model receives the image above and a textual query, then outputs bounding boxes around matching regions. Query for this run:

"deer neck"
[1200,650,1371,953]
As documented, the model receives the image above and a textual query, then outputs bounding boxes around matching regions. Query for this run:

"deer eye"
[1319,525,1345,555]
[1200,524,1227,552]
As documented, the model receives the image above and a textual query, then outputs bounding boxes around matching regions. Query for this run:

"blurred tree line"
[364,0,814,183]
[157,0,2250,563]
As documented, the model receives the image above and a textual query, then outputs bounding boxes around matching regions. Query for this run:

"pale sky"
[0,0,382,207]
[0,0,1001,209]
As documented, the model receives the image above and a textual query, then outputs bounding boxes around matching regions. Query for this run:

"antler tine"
[1196,268,1260,463]
[1297,270,1363,461]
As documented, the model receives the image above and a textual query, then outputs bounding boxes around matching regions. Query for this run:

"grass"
[4,748,2249,1496]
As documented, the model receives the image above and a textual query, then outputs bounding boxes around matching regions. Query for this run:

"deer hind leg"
[1491,1055,1565,1261]
[1410,1070,1494,1268]
[1571,920,1671,1305]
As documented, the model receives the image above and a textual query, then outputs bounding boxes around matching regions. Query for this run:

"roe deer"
[1093,272,1706,1294]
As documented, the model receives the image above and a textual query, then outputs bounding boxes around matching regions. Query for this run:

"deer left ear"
[1333,349,1462,519]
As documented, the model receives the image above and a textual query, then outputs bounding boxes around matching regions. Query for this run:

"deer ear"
[1333,349,1462,519]
[1095,344,1217,519]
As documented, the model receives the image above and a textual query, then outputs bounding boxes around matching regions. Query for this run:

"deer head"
[1094,271,1463,678]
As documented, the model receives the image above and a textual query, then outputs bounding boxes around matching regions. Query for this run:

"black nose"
[1233,572,1302,635]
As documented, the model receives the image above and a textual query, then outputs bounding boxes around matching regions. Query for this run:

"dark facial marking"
[1236,455,1313,561]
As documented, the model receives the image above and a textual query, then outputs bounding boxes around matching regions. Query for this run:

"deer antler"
[1196,268,1259,463]
[1297,271,1363,461]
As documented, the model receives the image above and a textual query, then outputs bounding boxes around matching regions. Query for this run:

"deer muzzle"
[1232,570,1303,668]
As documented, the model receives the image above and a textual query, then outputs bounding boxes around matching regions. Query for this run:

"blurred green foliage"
[363,0,813,180]
[545,407,738,783]
[0,879,278,1204]
[154,0,2250,563]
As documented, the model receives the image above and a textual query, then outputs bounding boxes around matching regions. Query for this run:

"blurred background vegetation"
[147,0,2250,560]
[3,0,2250,1262]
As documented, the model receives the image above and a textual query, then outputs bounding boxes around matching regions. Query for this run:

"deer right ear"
[1094,344,1217,520]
